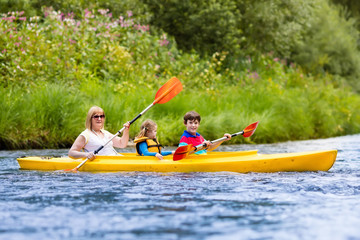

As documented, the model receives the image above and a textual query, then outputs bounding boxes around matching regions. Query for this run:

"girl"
[134,119,174,160]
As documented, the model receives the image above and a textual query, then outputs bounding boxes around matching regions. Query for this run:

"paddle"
[173,121,259,161]
[65,77,183,172]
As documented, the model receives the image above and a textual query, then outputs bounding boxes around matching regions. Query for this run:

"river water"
[1,135,360,240]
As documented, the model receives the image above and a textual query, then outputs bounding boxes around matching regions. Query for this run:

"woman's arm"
[68,135,94,159]
[113,122,130,148]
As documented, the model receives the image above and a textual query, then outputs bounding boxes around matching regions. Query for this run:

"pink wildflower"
[17,65,23,71]
[134,24,149,32]
[68,12,74,18]
[159,34,169,46]
[143,25,149,31]
[98,9,109,16]
[127,11,133,17]
[249,71,259,80]
[84,9,92,18]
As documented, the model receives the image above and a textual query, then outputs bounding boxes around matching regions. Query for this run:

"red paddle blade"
[243,121,259,137]
[173,144,194,161]
[154,77,183,104]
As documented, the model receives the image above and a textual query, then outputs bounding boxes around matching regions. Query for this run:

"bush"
[143,0,242,55]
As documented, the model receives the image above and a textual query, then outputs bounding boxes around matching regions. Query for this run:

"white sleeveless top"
[80,129,120,156]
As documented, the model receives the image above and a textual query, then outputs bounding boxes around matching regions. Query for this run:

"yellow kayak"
[17,149,337,173]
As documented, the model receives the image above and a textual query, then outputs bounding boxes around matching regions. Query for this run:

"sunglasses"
[92,114,105,119]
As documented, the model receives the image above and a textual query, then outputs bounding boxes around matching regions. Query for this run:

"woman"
[68,106,130,159]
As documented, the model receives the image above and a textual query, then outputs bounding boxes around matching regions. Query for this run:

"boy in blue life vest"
[179,111,231,154]
[134,119,174,160]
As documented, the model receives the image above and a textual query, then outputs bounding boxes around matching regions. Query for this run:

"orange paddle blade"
[154,77,183,104]
[63,168,78,172]
[173,144,194,161]
[243,121,259,137]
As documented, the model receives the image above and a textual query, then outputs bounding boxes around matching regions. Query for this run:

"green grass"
[2,78,360,149]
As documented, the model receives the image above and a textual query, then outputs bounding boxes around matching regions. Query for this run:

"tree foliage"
[143,0,242,55]
[143,0,360,91]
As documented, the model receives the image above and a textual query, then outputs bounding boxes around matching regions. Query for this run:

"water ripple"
[1,135,360,239]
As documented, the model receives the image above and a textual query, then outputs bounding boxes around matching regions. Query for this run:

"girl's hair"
[85,106,105,130]
[183,111,201,124]
[136,119,157,138]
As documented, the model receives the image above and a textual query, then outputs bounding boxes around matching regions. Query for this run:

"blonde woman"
[68,106,130,159]
[134,119,174,160]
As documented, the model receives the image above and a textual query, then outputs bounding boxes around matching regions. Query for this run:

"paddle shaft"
[209,131,244,145]
[192,131,244,152]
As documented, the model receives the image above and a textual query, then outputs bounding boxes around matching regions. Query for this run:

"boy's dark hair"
[183,111,201,124]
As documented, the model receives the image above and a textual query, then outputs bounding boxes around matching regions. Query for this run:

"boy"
[179,111,231,154]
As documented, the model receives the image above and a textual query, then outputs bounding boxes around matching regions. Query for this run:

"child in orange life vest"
[134,119,174,160]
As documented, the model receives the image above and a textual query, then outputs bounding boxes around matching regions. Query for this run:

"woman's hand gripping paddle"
[173,121,259,161]
[64,77,183,172]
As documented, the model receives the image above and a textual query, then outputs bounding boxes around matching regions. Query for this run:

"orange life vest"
[134,137,163,155]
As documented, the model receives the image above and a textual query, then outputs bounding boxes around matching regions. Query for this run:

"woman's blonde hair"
[136,119,157,138]
[85,106,105,130]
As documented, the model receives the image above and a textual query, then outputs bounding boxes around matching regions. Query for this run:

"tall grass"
[2,77,360,149]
